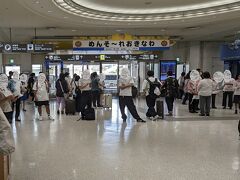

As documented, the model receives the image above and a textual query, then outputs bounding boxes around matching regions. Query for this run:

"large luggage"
[65,99,76,115]
[101,94,112,109]
[156,98,164,119]
[82,108,95,120]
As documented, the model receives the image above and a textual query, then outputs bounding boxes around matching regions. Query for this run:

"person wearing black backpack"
[142,71,161,120]
[161,71,179,116]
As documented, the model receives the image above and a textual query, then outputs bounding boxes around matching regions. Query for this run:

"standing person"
[233,74,240,114]
[178,72,186,99]
[64,72,71,91]
[198,72,213,116]
[189,79,201,113]
[182,71,191,105]
[8,71,22,121]
[8,71,13,80]
[55,73,69,114]
[33,73,54,121]
[79,70,92,119]
[118,68,145,123]
[72,75,81,113]
[142,70,161,120]
[27,73,35,101]
[0,74,15,124]
[91,72,102,108]
[211,79,219,109]
[222,73,235,109]
[20,74,28,111]
[161,71,179,116]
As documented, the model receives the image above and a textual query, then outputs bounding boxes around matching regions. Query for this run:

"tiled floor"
[10,98,240,180]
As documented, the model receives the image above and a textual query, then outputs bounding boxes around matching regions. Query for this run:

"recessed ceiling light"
[72,29,77,32]
[63,16,68,19]
[48,10,53,13]
[116,29,122,32]
[35,1,40,4]
[153,22,157,24]
[145,2,152,5]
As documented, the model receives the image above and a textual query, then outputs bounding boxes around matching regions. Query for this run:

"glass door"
[74,65,84,77]
[5,65,21,75]
[48,63,62,97]
[102,62,118,93]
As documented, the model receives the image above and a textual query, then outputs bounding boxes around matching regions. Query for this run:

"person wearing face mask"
[79,70,92,119]
[20,74,28,112]
[32,73,54,121]
[222,71,235,109]
[0,74,16,124]
[8,71,22,121]
[118,68,145,123]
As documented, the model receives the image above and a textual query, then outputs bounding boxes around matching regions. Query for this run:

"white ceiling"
[0,0,240,43]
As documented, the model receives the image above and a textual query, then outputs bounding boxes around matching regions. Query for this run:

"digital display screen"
[160,61,177,81]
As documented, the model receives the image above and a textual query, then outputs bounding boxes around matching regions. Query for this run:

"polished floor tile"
[9,98,240,180]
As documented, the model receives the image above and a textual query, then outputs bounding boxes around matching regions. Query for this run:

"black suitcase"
[156,99,164,119]
[82,108,95,120]
[65,99,76,115]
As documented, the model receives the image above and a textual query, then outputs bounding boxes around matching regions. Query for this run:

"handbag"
[59,81,69,99]
[74,81,81,95]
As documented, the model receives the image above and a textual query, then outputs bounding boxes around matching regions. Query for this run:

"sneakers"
[38,116,43,121]
[137,119,146,123]
[48,115,54,121]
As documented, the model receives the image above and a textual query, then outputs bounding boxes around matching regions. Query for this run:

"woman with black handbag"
[72,75,81,113]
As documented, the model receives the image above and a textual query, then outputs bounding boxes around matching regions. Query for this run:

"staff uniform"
[222,79,235,109]
[119,77,142,121]
[79,79,92,118]
[198,79,213,116]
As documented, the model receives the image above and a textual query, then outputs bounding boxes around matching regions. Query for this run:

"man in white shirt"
[33,73,54,121]
[118,68,145,123]
[142,70,161,120]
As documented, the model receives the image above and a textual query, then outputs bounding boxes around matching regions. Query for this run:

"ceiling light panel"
[52,0,240,22]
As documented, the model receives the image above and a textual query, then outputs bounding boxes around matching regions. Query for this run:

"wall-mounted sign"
[0,43,54,53]
[73,40,170,51]
[45,54,159,61]
[34,44,54,52]
[12,44,27,53]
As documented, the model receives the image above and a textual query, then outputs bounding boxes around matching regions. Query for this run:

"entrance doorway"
[5,65,21,75]
[45,61,63,97]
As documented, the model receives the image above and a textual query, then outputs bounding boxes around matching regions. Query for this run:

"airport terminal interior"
[0,0,240,180]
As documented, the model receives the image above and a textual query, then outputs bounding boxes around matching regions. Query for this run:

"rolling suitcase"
[82,108,95,120]
[102,94,112,109]
[65,99,76,115]
[156,98,164,119]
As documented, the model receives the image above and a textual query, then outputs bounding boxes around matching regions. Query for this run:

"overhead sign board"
[0,43,54,53]
[73,40,170,51]
[34,44,54,52]
[12,44,27,53]
[45,54,159,61]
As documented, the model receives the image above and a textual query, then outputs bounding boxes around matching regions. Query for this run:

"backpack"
[165,78,178,97]
[146,78,161,97]
[132,86,138,98]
